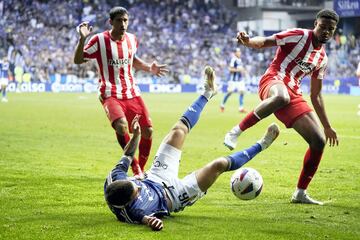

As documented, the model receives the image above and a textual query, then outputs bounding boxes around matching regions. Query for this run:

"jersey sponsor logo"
[153,160,168,169]
[295,58,313,74]
[108,58,130,67]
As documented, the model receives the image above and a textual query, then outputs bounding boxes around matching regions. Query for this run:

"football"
[230,167,263,200]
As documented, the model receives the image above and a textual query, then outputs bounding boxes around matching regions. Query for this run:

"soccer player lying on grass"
[104,66,280,231]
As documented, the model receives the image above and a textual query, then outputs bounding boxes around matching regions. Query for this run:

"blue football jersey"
[0,61,9,79]
[104,156,170,224]
[229,56,243,82]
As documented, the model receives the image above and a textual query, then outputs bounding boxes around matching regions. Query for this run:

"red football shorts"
[258,75,312,128]
[101,96,152,131]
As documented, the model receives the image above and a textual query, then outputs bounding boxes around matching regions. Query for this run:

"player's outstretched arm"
[236,31,277,49]
[74,22,93,64]
[133,56,169,77]
[123,115,141,157]
[142,216,163,231]
[310,77,339,147]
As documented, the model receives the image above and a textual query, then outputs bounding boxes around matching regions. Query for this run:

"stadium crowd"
[0,0,359,85]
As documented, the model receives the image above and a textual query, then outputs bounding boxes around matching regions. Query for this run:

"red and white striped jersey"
[83,31,140,100]
[262,28,327,95]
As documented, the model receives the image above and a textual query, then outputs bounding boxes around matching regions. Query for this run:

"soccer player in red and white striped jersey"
[74,7,169,178]
[224,9,340,205]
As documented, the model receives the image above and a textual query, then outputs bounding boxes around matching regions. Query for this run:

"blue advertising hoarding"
[5,76,360,95]
[334,0,360,17]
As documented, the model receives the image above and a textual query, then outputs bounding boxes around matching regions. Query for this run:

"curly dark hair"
[105,180,135,207]
[109,6,129,20]
[316,9,339,23]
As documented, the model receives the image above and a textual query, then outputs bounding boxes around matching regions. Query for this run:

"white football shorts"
[227,80,245,92]
[0,77,9,86]
[146,143,205,213]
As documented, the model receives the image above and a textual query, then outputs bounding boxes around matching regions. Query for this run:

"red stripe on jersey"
[84,35,99,58]
[275,29,304,40]
[116,38,127,99]
[271,42,302,72]
[292,48,317,92]
[311,48,326,80]
[283,32,312,87]
[96,40,106,96]
[104,31,116,98]
[270,29,304,72]
[125,34,136,97]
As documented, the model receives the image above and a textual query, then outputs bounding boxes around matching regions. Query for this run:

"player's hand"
[150,61,169,77]
[237,31,250,46]
[131,115,141,137]
[324,127,339,147]
[76,22,93,40]
[147,216,163,231]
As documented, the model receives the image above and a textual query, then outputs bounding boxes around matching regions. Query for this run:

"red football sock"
[297,148,323,189]
[239,111,261,131]
[116,132,142,175]
[138,137,152,171]
[116,132,130,149]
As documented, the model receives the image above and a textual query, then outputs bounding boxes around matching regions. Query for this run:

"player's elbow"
[74,58,84,64]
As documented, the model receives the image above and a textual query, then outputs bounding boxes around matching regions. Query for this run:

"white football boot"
[257,123,280,150]
[291,190,324,205]
[203,66,217,99]
[223,126,241,150]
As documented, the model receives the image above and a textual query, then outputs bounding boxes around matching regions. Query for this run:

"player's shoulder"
[125,32,137,42]
[285,28,309,35]
[125,32,136,38]
[87,32,103,43]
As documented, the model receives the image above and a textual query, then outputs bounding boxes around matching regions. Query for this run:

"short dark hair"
[316,9,339,23]
[105,180,134,207]
[109,6,129,20]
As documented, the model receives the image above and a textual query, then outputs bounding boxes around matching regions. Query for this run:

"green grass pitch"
[0,92,359,240]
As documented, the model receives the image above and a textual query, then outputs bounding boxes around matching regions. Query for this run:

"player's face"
[235,50,241,58]
[313,17,337,44]
[110,14,129,33]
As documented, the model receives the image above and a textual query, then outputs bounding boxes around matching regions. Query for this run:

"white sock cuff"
[253,111,261,120]
[202,91,212,101]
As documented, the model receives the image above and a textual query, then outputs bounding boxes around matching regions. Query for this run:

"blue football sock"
[222,92,231,105]
[181,95,208,130]
[227,143,262,171]
[239,94,244,107]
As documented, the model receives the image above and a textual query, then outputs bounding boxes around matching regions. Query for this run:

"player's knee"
[170,124,187,139]
[211,158,229,173]
[113,119,128,135]
[311,134,326,150]
[141,127,153,139]
[273,95,290,107]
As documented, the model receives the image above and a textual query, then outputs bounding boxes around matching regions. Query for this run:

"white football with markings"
[230,167,263,200]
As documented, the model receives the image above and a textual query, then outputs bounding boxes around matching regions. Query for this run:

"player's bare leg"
[238,91,246,113]
[224,83,289,150]
[197,123,279,192]
[290,112,326,205]
[1,84,8,102]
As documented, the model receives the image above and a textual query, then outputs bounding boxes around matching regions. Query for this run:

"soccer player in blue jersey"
[0,57,10,103]
[220,48,248,113]
[104,66,280,231]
